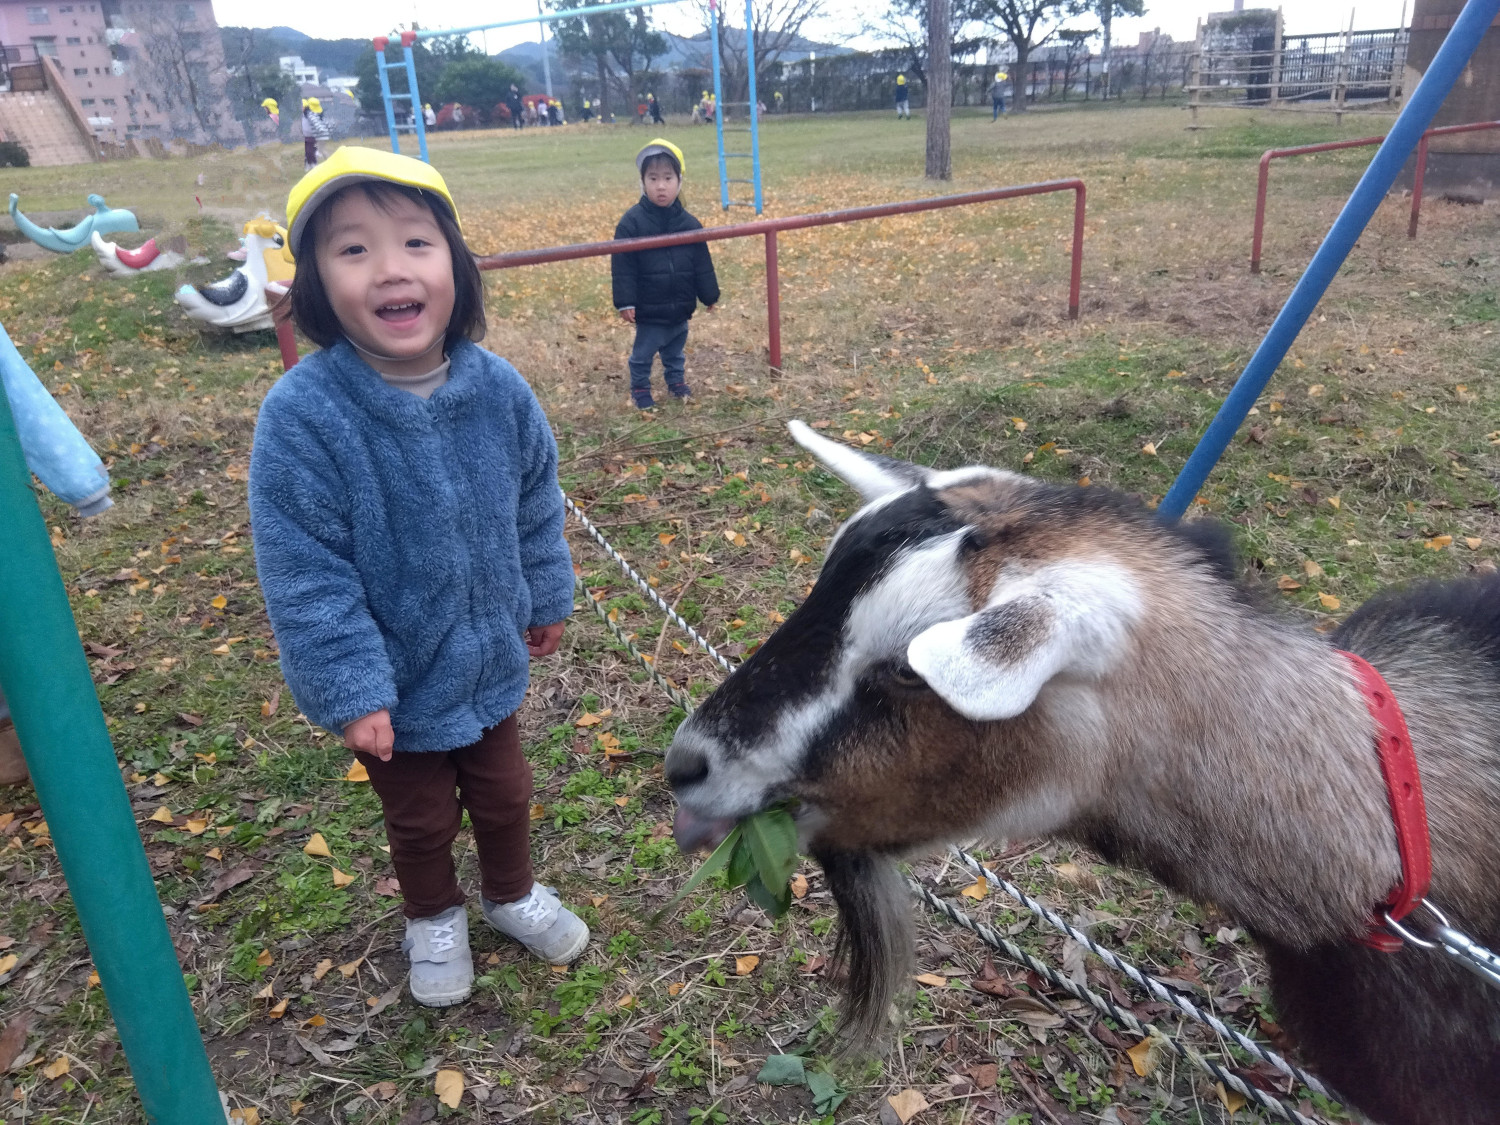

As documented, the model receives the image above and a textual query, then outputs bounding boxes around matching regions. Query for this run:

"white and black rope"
[563,490,1339,1119]
[909,878,1333,1125]
[948,847,1336,1101]
[564,492,735,674]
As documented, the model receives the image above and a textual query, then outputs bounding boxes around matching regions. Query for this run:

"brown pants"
[356,716,534,920]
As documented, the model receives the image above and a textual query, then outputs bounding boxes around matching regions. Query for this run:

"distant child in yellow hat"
[612,139,720,409]
[250,148,590,1008]
[895,72,910,119]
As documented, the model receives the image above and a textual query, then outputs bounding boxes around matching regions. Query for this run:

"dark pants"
[992,96,1006,119]
[629,320,690,401]
[356,715,534,920]
[303,137,318,164]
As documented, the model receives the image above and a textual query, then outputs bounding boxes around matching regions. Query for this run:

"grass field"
[0,102,1497,1125]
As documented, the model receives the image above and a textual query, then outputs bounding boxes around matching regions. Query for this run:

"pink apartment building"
[0,0,235,146]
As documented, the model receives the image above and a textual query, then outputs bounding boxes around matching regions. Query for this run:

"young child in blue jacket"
[248,147,589,1008]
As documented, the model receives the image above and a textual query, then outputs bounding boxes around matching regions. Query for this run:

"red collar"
[1338,651,1432,952]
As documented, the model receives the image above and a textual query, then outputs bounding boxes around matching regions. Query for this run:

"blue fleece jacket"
[248,338,575,752]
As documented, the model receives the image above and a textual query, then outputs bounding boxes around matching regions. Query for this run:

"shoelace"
[425,919,456,953]
[515,892,554,927]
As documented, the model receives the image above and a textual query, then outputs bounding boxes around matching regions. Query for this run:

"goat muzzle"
[672,807,737,854]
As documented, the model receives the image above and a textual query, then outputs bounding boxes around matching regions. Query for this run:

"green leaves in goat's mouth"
[654,806,799,922]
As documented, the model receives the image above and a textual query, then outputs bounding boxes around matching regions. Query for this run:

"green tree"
[433,57,528,122]
[550,0,664,121]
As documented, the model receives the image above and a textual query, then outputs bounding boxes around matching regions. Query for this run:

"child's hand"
[345,708,394,761]
[620,308,636,324]
[526,621,565,658]
[704,304,716,314]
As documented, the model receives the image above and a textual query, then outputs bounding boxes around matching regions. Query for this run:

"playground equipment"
[8,193,138,254]
[1250,119,1500,272]
[1162,0,1500,518]
[174,218,291,333]
[0,321,111,515]
[90,232,186,278]
[0,4,1491,1124]
[372,0,764,214]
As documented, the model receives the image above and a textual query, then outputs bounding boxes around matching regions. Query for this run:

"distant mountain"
[492,28,850,93]
[220,26,370,78]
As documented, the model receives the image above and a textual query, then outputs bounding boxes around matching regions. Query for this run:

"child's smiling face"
[643,165,681,208]
[314,187,455,377]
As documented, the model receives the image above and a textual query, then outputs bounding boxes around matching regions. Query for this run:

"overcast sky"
[213,0,1415,61]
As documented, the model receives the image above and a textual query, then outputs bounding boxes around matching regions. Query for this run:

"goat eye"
[889,662,927,689]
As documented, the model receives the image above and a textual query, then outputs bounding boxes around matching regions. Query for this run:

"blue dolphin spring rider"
[8,193,139,254]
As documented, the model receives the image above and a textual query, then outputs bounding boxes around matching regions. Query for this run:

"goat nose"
[666,749,710,790]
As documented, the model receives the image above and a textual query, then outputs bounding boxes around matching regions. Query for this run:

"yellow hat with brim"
[285,145,459,262]
[636,138,684,176]
[897,74,906,84]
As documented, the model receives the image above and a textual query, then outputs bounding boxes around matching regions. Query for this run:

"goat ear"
[788,419,931,503]
[906,563,1142,721]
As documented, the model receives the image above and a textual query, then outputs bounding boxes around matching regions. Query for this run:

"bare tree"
[1084,0,1144,99]
[123,0,233,143]
[696,0,829,103]
[865,0,991,87]
[975,0,1069,112]
[925,0,951,180]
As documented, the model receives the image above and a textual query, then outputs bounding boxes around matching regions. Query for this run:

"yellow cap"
[896,74,906,84]
[636,137,684,176]
[285,146,459,261]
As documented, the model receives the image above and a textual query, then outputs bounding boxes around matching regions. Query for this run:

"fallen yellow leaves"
[434,1069,465,1109]
[1464,537,1483,551]
[1424,535,1453,551]
[734,955,760,976]
[0,954,17,977]
[789,873,809,899]
[1301,559,1324,578]
[338,957,364,978]
[667,981,685,997]
[1319,593,1342,610]
[255,949,273,968]
[303,833,332,858]
[331,869,356,888]
[344,760,369,783]
[148,806,175,824]
[268,998,289,1019]
[210,595,227,610]
[229,1109,260,1125]
[886,1089,930,1123]
[1276,575,1302,592]
[1128,1035,1164,1078]
[723,529,747,547]
[1214,1081,1248,1114]
[41,1056,70,1081]
[913,972,947,987]
[574,711,609,728]
[1141,442,1158,457]
[959,877,988,901]
[312,959,333,982]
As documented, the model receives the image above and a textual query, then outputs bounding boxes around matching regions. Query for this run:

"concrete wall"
[1405,0,1499,197]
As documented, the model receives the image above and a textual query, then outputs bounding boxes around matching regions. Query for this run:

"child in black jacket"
[611,139,720,409]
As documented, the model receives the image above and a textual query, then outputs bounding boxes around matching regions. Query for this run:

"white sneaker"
[482,883,590,964]
[402,905,473,1007]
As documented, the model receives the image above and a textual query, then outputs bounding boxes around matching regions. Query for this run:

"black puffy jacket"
[611,196,720,325]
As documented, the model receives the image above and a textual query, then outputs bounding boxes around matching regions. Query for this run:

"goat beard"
[816,848,914,1050]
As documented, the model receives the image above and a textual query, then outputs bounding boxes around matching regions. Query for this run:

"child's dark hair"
[290,181,486,350]
[640,152,681,179]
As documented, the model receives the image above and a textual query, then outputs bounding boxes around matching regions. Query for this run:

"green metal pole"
[0,387,223,1122]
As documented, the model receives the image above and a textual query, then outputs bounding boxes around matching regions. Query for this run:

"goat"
[667,421,1500,1125]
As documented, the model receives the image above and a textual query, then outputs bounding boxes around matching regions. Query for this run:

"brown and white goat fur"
[668,421,1500,1125]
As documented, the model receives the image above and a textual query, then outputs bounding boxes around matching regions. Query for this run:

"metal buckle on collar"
[1382,899,1500,991]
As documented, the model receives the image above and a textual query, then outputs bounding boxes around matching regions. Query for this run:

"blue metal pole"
[744,0,762,214]
[1158,0,1500,521]
[403,45,429,163]
[375,51,401,155]
[710,1,729,211]
[414,0,683,38]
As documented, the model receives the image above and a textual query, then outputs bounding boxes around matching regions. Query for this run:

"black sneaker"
[667,382,692,400]
[631,390,656,409]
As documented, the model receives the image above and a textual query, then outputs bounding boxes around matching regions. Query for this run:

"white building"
[278,55,318,85]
